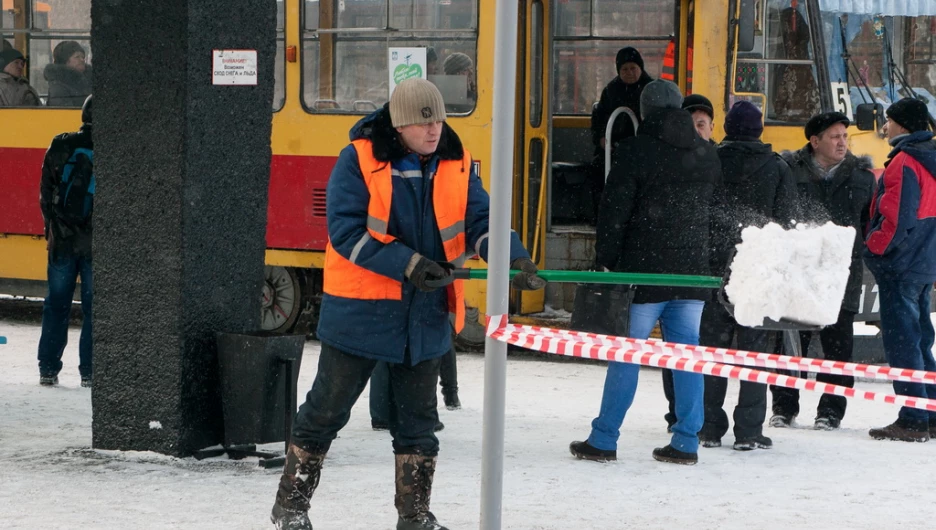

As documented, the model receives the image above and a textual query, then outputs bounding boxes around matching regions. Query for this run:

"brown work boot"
[270,444,326,529]
[869,419,930,443]
[395,454,449,530]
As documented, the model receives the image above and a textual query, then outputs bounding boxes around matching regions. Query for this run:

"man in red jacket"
[864,97,936,442]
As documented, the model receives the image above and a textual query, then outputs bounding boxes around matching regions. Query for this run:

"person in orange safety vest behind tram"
[269,78,545,530]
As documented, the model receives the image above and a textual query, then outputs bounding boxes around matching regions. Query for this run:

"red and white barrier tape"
[514,324,936,384]
[484,316,936,413]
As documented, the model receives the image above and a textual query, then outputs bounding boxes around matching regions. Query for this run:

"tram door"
[512,0,550,315]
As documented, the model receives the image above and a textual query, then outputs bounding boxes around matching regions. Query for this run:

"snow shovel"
[423,265,724,289]
[716,252,823,364]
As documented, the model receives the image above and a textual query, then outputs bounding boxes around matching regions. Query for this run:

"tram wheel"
[260,266,302,333]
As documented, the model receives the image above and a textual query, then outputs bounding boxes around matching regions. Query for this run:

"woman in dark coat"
[44,41,92,107]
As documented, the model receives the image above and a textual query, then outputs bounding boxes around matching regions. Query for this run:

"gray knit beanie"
[389,78,447,128]
[443,53,473,75]
[639,79,683,120]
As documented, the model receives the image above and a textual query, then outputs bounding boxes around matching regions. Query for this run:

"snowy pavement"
[1,319,935,529]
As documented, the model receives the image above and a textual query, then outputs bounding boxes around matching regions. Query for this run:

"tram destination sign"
[212,49,258,86]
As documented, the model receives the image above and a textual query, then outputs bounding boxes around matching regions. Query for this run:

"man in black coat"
[697,101,798,450]
[770,112,875,431]
[588,46,653,203]
[571,80,723,466]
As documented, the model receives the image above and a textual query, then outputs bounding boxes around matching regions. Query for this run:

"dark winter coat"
[44,63,92,107]
[590,73,653,154]
[596,107,723,304]
[0,71,40,106]
[39,124,93,261]
[864,131,936,284]
[783,145,875,312]
[316,105,529,364]
[712,136,799,275]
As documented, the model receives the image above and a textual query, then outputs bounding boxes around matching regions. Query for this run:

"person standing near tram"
[770,112,874,431]
[865,98,936,442]
[571,80,723,466]
[270,79,545,530]
[589,47,653,196]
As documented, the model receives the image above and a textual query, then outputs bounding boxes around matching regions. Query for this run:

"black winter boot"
[270,444,325,530]
[651,444,698,465]
[442,389,461,410]
[395,454,449,530]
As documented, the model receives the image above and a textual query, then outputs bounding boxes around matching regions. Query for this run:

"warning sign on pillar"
[212,49,258,86]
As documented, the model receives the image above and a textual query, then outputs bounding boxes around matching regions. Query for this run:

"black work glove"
[405,254,450,292]
[510,258,547,291]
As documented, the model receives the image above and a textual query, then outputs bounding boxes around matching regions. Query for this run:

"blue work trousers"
[876,279,936,426]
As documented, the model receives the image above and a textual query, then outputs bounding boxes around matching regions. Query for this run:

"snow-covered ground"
[1,318,934,529]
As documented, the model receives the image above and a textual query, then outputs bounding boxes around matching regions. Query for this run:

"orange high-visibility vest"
[323,138,470,332]
[661,39,677,82]
[661,39,694,93]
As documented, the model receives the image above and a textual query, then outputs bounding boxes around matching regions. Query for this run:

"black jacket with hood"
[712,136,799,274]
[782,145,875,312]
[596,107,724,303]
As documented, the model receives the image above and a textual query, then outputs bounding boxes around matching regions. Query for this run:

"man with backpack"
[37,94,94,387]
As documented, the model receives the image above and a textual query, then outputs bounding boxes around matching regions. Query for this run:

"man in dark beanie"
[268,78,543,530]
[865,97,936,442]
[770,111,874,432]
[589,47,653,187]
[692,100,798,450]
[0,48,40,106]
[682,93,715,142]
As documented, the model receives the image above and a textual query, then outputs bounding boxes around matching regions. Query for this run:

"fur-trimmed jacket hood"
[782,144,876,312]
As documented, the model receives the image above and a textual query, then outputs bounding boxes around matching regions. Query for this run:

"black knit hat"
[805,112,850,139]
[886,97,930,133]
[615,47,644,71]
[682,94,714,120]
[53,40,85,65]
[725,101,764,138]
[0,48,25,71]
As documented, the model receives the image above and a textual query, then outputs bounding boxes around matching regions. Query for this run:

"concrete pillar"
[90,1,276,456]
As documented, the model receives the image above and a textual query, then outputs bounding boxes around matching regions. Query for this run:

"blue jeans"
[37,255,93,378]
[588,300,705,453]
[876,279,936,426]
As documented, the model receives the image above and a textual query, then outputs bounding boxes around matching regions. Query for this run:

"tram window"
[826,13,936,120]
[301,0,478,114]
[553,40,668,115]
[734,1,821,123]
[274,0,285,111]
[528,0,543,128]
[0,0,91,107]
[552,0,675,115]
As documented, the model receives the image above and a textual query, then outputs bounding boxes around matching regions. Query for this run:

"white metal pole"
[480,0,518,527]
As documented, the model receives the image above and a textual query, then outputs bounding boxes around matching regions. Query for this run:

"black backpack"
[54,146,95,225]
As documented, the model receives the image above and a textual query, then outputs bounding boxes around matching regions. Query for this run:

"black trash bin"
[216,331,305,447]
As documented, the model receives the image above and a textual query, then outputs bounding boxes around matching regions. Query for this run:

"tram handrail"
[604,106,639,181]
